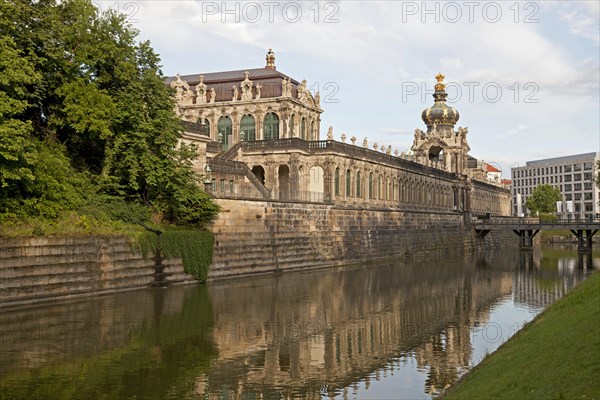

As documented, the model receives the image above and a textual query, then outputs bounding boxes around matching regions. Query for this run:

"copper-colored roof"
[165,68,301,102]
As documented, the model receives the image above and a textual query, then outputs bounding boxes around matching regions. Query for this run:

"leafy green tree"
[0,0,218,226]
[596,160,600,188]
[526,184,561,216]
[0,35,39,195]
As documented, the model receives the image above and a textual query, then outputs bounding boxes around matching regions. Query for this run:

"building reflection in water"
[0,246,596,399]
[201,247,594,399]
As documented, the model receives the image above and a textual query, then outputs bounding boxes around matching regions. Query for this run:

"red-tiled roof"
[501,179,512,185]
[486,164,501,173]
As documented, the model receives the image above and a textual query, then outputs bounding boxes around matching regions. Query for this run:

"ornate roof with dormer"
[421,73,460,128]
[165,68,300,102]
[165,50,320,110]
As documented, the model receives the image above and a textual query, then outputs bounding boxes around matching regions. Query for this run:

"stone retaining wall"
[209,200,518,280]
[0,236,194,306]
[0,202,518,305]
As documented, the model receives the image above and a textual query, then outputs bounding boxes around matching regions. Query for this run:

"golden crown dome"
[421,73,460,127]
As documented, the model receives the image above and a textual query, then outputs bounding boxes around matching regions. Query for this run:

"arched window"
[263,112,279,140]
[240,115,255,141]
[310,120,315,141]
[334,168,340,196]
[289,114,295,137]
[346,170,351,197]
[369,173,374,199]
[217,116,232,151]
[356,172,362,198]
[378,175,383,200]
[300,117,306,140]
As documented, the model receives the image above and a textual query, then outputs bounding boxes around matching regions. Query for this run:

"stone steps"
[0,235,193,305]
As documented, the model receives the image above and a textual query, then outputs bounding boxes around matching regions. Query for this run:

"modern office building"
[511,152,599,219]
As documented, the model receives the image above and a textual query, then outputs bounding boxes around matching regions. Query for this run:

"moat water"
[0,244,598,399]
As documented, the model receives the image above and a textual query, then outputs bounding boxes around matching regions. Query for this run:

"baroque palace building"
[166,50,510,216]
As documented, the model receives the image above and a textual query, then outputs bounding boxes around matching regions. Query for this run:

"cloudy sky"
[98,0,599,177]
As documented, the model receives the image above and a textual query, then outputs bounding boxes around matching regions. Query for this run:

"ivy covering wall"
[135,230,214,282]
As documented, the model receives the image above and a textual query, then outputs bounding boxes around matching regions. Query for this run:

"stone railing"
[243,138,311,151]
[181,120,210,136]
[206,141,221,154]
[217,142,243,160]
[207,158,272,199]
[272,190,328,203]
[472,179,511,194]
[241,139,458,180]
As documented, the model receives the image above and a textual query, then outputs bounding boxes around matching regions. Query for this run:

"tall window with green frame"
[217,116,232,151]
[356,172,362,198]
[334,168,340,196]
[240,115,256,141]
[346,170,351,197]
[263,112,279,140]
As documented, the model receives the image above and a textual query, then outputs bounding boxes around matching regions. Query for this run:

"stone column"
[289,158,301,201]
[265,161,277,196]
[231,111,239,145]
[323,159,334,202]
[210,113,218,142]
[465,183,472,214]
[316,116,322,140]
[256,111,264,141]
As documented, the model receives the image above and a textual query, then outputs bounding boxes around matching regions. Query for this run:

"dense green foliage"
[442,270,600,400]
[538,213,558,223]
[135,230,215,281]
[0,0,218,230]
[525,184,561,216]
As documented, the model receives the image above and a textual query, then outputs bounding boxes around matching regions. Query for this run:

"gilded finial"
[435,73,445,91]
[266,49,276,69]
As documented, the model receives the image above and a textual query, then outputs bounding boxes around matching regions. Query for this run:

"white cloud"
[379,128,412,136]
[440,57,461,70]
[498,125,529,138]
[121,0,599,169]
[544,2,600,43]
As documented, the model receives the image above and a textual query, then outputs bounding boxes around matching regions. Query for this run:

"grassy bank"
[442,270,600,400]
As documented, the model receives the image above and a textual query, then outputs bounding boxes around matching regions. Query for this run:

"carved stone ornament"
[170,74,190,101]
[255,84,262,100]
[241,71,253,101]
[195,75,207,104]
